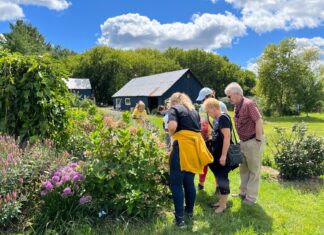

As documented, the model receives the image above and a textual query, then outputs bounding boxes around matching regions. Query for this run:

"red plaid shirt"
[234,97,261,141]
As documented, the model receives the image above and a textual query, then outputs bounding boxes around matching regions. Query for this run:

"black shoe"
[173,217,187,228]
[175,220,187,228]
[185,211,193,221]
[197,184,204,190]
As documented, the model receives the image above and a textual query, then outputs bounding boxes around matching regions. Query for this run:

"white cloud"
[225,0,324,33]
[0,2,24,20]
[0,33,6,42]
[98,13,246,51]
[245,57,258,75]
[0,0,71,21]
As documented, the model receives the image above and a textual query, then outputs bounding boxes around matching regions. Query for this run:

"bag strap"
[220,114,238,144]
[206,113,214,129]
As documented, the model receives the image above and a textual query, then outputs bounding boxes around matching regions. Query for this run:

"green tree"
[164,48,253,98]
[1,20,51,55]
[72,46,180,104]
[256,38,322,115]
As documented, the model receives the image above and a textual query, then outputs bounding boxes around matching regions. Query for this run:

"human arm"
[168,120,177,136]
[255,118,263,142]
[220,128,231,166]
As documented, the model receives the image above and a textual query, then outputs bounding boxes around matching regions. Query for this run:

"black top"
[211,114,232,158]
[168,105,201,133]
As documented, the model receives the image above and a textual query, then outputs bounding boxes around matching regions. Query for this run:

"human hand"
[219,155,227,166]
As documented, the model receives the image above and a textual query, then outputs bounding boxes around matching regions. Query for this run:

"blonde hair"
[203,98,220,111]
[169,92,195,111]
[135,100,145,110]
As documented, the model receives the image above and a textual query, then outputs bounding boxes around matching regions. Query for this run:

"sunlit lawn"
[74,111,324,235]
[77,170,323,235]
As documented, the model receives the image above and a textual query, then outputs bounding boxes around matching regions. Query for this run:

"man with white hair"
[224,82,265,205]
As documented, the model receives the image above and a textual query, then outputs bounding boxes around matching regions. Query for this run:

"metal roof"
[65,78,92,90]
[112,69,189,97]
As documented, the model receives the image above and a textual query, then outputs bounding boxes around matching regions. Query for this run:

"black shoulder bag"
[221,115,243,167]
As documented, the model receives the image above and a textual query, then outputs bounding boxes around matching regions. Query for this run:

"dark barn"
[65,78,92,99]
[112,69,203,111]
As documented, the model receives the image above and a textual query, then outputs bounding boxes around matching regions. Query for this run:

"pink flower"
[12,191,17,198]
[79,196,92,205]
[42,181,54,191]
[52,175,60,182]
[61,187,73,197]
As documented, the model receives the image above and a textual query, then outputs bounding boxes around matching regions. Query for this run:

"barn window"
[187,73,191,78]
[125,98,131,106]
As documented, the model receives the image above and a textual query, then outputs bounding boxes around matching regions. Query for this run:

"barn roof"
[112,69,190,97]
[65,78,92,90]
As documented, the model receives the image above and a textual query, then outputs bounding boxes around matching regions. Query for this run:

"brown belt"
[242,134,256,142]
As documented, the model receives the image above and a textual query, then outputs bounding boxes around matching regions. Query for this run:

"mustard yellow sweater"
[172,130,214,174]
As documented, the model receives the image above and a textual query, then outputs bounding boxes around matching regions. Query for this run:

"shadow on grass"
[159,191,273,235]
[278,178,324,195]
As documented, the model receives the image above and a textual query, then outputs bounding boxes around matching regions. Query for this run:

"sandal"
[209,203,220,208]
[214,206,227,214]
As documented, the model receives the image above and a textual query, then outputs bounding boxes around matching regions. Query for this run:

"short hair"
[203,98,220,111]
[224,82,243,96]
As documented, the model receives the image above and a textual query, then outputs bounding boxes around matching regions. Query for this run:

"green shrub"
[272,123,324,180]
[0,51,70,145]
[65,107,98,160]
[83,112,169,218]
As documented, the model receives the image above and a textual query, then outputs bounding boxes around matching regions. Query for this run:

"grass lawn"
[80,171,323,235]
[74,111,323,235]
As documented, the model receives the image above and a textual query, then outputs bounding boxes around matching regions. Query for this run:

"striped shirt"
[234,97,261,141]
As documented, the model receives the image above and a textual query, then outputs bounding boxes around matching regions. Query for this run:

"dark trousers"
[169,142,196,220]
[209,157,231,195]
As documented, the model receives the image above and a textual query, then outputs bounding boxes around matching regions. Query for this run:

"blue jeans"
[169,142,196,220]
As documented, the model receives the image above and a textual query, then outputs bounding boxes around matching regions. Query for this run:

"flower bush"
[35,162,92,233]
[0,135,69,229]
[0,136,23,227]
[83,112,169,218]
[272,123,324,179]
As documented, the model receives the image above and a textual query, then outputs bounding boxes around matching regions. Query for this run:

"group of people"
[166,82,265,228]
[130,82,265,228]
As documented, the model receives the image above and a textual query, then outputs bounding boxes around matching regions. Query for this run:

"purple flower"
[63,187,71,194]
[52,175,60,182]
[42,180,54,191]
[61,187,73,197]
[61,175,71,183]
[68,162,78,168]
[79,196,92,205]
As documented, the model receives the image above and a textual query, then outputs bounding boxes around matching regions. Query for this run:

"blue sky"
[0,0,323,71]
